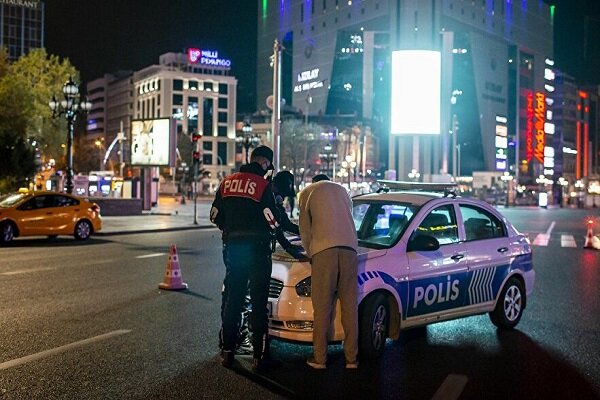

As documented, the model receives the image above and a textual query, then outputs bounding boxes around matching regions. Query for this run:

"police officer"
[210,145,282,372]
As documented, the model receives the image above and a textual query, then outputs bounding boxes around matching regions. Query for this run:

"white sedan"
[267,183,534,359]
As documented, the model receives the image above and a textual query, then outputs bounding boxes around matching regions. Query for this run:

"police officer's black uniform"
[210,146,281,371]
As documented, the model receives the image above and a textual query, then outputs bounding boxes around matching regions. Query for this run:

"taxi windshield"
[353,201,419,248]
[0,193,28,208]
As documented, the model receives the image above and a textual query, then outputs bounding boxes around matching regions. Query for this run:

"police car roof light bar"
[376,180,458,198]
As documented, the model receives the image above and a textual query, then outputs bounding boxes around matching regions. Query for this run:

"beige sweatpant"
[310,247,358,364]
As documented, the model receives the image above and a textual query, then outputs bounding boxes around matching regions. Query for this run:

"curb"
[96,225,215,236]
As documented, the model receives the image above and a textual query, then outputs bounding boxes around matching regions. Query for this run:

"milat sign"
[187,48,231,68]
[0,0,40,8]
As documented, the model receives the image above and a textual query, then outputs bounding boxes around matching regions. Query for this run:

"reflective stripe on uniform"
[263,208,279,230]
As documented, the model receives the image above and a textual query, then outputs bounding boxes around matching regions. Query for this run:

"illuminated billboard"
[390,50,441,135]
[131,118,176,167]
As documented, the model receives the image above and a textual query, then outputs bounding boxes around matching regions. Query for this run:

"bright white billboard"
[131,118,176,166]
[391,50,441,135]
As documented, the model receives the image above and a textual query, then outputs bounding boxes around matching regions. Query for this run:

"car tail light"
[90,204,100,213]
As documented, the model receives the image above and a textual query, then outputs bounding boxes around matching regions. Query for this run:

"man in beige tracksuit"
[298,176,359,369]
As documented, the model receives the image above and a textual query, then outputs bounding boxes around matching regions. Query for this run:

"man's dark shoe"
[251,356,282,373]
[221,350,234,367]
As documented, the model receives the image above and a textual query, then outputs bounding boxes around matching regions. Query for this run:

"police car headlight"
[295,277,312,297]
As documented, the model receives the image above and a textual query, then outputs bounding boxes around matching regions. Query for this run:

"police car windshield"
[353,201,419,249]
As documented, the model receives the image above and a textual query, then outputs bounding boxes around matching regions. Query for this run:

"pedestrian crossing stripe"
[530,233,578,247]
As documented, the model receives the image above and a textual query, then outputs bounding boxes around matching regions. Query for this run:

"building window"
[218,142,228,168]
[173,79,183,91]
[218,112,228,123]
[203,98,214,136]
[204,82,214,92]
[218,126,228,137]
[218,97,228,109]
[219,83,228,94]
[189,80,198,90]
[173,94,183,105]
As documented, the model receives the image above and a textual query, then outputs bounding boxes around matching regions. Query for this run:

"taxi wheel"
[1,221,15,243]
[74,220,92,241]
[358,292,389,360]
[490,277,525,329]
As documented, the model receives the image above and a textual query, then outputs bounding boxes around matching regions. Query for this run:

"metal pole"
[272,39,282,170]
[193,178,198,225]
[65,115,74,194]
[119,121,124,177]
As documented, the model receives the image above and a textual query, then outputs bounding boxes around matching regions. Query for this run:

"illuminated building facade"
[87,51,238,180]
[0,0,43,60]
[257,0,554,183]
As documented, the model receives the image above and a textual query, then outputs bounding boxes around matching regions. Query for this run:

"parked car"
[267,183,534,359]
[0,190,102,243]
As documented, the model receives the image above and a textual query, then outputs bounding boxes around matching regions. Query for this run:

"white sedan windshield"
[353,202,419,248]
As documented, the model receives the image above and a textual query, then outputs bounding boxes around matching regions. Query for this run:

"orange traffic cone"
[159,244,188,290]
[583,220,600,250]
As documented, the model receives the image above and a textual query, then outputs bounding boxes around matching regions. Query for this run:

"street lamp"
[408,168,421,182]
[49,77,92,194]
[236,122,260,164]
[341,155,357,187]
[500,172,514,207]
[319,143,337,176]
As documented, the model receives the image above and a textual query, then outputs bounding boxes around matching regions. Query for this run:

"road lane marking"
[136,253,166,259]
[431,374,468,400]
[0,267,56,276]
[561,234,577,248]
[546,221,556,235]
[0,329,132,371]
[532,234,549,246]
[532,221,556,247]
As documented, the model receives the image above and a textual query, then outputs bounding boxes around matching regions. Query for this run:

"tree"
[279,119,325,187]
[9,48,78,166]
[0,48,35,192]
[0,48,79,192]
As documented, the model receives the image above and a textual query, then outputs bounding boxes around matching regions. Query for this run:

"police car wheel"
[358,292,389,360]
[490,277,525,329]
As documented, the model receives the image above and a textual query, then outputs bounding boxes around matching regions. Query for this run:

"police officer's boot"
[251,335,282,373]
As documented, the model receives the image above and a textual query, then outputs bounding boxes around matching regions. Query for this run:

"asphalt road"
[0,208,599,399]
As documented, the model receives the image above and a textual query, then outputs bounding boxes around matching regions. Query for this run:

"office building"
[0,0,44,60]
[257,0,554,184]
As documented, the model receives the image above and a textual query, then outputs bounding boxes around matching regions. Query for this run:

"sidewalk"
[97,195,215,235]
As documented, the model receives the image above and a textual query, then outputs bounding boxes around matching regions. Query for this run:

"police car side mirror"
[407,235,440,252]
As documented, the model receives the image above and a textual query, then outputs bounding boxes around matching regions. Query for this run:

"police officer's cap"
[251,145,273,164]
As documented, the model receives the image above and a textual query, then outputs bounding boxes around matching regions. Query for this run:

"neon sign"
[525,91,534,162]
[187,48,231,68]
[534,92,546,164]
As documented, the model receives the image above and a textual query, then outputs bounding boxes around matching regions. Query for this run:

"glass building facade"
[0,0,44,60]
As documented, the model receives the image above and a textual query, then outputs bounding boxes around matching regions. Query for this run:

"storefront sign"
[294,68,323,93]
[525,91,534,162]
[534,92,546,164]
[0,0,39,8]
[187,48,231,68]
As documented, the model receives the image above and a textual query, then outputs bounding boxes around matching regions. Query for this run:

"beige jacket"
[298,180,358,257]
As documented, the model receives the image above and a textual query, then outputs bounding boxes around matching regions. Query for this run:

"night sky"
[44,0,600,115]
[44,0,258,113]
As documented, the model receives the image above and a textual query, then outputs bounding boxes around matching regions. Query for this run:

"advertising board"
[130,118,176,167]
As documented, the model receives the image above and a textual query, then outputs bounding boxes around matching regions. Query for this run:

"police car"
[268,182,534,359]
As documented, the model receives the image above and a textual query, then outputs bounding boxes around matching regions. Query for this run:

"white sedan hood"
[271,246,387,287]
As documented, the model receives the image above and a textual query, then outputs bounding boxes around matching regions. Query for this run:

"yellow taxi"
[0,190,102,243]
